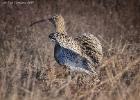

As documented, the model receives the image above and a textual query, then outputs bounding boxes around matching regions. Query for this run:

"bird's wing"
[57,34,101,75]
[57,36,83,56]
[57,39,98,75]
[75,33,103,65]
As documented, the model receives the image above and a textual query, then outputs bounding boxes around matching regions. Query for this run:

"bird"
[48,15,103,75]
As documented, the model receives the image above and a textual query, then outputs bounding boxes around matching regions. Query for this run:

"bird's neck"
[55,21,67,34]
[56,26,66,34]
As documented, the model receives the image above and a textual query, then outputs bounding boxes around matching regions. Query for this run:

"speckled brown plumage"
[48,15,103,75]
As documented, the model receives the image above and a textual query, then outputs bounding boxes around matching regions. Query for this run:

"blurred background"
[0,0,139,100]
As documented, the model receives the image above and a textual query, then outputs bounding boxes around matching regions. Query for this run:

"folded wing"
[75,33,103,65]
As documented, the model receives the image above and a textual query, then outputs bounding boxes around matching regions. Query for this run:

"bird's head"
[48,15,63,25]
[48,15,66,33]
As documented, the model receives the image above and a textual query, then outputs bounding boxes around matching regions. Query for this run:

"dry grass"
[0,0,140,100]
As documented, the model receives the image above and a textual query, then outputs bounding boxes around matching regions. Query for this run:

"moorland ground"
[0,0,139,100]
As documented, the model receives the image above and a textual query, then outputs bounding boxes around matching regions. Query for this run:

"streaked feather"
[75,33,103,64]
[48,15,103,75]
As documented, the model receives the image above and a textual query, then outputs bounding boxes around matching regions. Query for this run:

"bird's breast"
[54,44,77,65]
[54,44,91,71]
